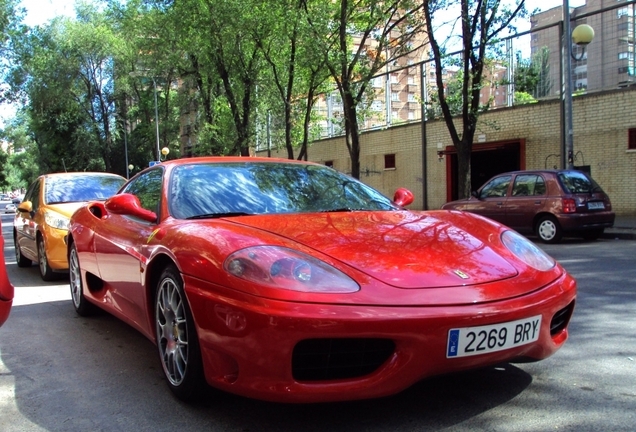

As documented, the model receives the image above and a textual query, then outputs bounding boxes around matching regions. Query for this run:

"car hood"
[230,211,520,289]
[45,202,90,218]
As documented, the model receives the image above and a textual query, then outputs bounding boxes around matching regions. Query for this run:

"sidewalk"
[603,215,636,240]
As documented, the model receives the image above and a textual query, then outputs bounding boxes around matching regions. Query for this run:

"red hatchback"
[442,170,615,243]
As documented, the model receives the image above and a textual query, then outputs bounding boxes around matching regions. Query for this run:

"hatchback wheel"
[536,215,563,244]
[37,236,56,281]
[155,265,204,401]
[14,233,32,268]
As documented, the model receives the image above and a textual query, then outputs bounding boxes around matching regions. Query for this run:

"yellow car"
[14,172,126,281]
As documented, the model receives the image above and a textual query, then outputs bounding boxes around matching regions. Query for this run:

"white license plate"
[447,315,542,358]
[587,202,605,210]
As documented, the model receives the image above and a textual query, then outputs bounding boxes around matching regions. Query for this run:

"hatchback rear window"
[557,171,602,194]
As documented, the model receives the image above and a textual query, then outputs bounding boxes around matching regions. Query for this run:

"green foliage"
[514,91,537,105]
[514,46,551,99]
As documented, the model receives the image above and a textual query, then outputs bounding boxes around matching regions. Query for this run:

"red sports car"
[68,157,576,403]
[0,219,15,327]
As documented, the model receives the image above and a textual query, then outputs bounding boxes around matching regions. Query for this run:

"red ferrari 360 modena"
[67,157,576,403]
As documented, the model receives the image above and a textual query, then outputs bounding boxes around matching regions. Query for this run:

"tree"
[423,0,527,198]
[253,0,331,160]
[514,46,551,100]
[303,0,428,179]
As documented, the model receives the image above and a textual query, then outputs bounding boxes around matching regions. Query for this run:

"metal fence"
[301,0,636,142]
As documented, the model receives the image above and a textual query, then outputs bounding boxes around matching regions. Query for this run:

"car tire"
[37,236,56,281]
[14,233,32,268]
[155,265,205,401]
[581,228,604,241]
[536,215,563,244]
[69,243,96,316]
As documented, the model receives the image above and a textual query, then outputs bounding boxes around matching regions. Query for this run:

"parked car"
[442,169,615,244]
[12,195,24,204]
[14,172,126,281]
[0,219,14,327]
[4,203,16,213]
[68,157,576,403]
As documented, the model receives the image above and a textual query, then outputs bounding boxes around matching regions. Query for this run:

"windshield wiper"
[187,212,252,220]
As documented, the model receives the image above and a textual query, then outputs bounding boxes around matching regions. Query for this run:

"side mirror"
[393,188,414,207]
[105,193,157,223]
[17,201,33,213]
[471,191,479,199]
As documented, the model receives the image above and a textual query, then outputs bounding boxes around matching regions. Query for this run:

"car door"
[504,174,547,232]
[93,168,164,332]
[470,175,512,224]
[14,179,41,260]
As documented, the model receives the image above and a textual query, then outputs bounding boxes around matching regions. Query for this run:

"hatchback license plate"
[587,201,605,210]
[447,315,541,358]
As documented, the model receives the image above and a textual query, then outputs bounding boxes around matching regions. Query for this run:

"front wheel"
[536,215,563,244]
[37,237,56,281]
[69,243,96,316]
[14,233,32,268]
[155,265,204,401]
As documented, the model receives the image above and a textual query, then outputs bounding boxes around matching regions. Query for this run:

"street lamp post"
[562,0,594,169]
[152,78,160,162]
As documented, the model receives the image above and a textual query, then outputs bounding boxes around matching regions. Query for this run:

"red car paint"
[68,157,576,403]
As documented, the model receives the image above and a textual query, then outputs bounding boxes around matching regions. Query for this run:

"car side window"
[24,180,41,211]
[480,176,511,198]
[512,174,546,196]
[122,168,163,215]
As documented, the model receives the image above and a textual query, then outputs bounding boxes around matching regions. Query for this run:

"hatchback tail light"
[562,198,576,213]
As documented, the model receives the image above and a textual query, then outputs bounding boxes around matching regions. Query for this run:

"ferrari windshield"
[169,162,397,219]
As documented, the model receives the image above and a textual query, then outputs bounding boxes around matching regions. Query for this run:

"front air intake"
[550,300,575,335]
[292,338,395,382]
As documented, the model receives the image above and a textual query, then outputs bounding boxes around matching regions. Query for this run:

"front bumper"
[185,272,576,403]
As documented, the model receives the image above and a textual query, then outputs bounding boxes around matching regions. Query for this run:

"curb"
[601,230,636,240]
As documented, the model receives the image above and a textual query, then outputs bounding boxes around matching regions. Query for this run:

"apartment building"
[531,0,636,96]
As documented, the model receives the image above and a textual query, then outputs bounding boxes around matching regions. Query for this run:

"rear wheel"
[14,233,32,268]
[155,265,204,401]
[536,215,563,244]
[37,236,56,281]
[69,243,96,316]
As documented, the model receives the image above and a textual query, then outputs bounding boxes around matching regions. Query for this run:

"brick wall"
[259,86,636,215]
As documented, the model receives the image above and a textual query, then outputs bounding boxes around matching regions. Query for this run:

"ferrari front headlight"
[44,210,70,231]
[501,230,555,271]
[224,246,360,293]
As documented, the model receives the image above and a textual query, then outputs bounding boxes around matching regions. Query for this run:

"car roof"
[39,172,125,180]
[158,156,322,166]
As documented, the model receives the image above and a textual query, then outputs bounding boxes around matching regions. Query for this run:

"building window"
[391,92,399,101]
[325,160,334,167]
[629,128,636,150]
[384,154,396,169]
[408,93,416,102]
[391,74,398,83]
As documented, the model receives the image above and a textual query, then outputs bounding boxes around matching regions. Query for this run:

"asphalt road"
[1,211,635,432]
